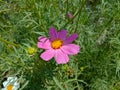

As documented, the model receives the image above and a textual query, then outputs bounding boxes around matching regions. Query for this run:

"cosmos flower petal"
[58,30,67,40]
[38,36,48,48]
[37,38,51,49]
[38,36,48,42]
[64,33,78,44]
[55,49,69,64]
[61,44,80,55]
[49,27,58,40]
[40,49,55,61]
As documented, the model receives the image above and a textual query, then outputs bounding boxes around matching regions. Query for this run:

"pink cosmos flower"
[37,27,80,64]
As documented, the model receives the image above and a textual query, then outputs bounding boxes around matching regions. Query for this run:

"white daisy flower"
[1,76,20,90]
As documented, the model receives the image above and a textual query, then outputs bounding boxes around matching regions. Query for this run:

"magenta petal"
[37,42,43,48]
[61,44,80,55]
[49,27,58,41]
[38,36,47,42]
[40,49,55,61]
[64,33,78,44]
[58,30,67,40]
[55,49,69,64]
[37,37,51,49]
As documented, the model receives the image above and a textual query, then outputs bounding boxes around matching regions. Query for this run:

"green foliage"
[0,0,120,90]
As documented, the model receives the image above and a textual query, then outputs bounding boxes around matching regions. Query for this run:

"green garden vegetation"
[0,0,120,90]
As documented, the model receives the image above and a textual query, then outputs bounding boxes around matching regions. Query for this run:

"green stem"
[0,9,10,13]
[0,38,19,47]
[62,0,86,29]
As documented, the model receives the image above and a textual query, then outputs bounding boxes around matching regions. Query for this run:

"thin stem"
[0,38,19,47]
[62,0,86,29]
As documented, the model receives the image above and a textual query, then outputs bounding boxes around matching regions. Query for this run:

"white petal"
[14,82,19,86]
[14,82,20,88]
[13,87,19,90]
[3,81,9,87]
[7,77,14,81]
[1,88,6,90]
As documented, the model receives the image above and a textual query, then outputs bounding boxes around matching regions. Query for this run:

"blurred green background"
[0,0,120,90]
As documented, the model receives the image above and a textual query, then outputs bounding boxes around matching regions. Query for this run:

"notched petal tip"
[37,38,51,49]
[71,33,78,39]
[40,49,55,61]
[64,33,78,44]
[38,36,47,42]
[37,42,42,48]
[55,49,69,64]
[56,60,69,64]
[61,44,80,55]
[57,30,67,40]
[49,27,58,40]
[49,27,57,34]
[38,36,43,40]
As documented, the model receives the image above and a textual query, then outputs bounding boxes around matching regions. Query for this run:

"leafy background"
[0,0,120,90]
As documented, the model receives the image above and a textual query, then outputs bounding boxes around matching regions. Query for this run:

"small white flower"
[1,76,20,90]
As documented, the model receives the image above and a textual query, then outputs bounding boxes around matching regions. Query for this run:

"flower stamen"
[51,39,63,49]
[7,84,13,90]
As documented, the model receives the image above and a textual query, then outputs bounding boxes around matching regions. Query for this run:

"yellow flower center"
[7,84,13,90]
[51,39,63,49]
